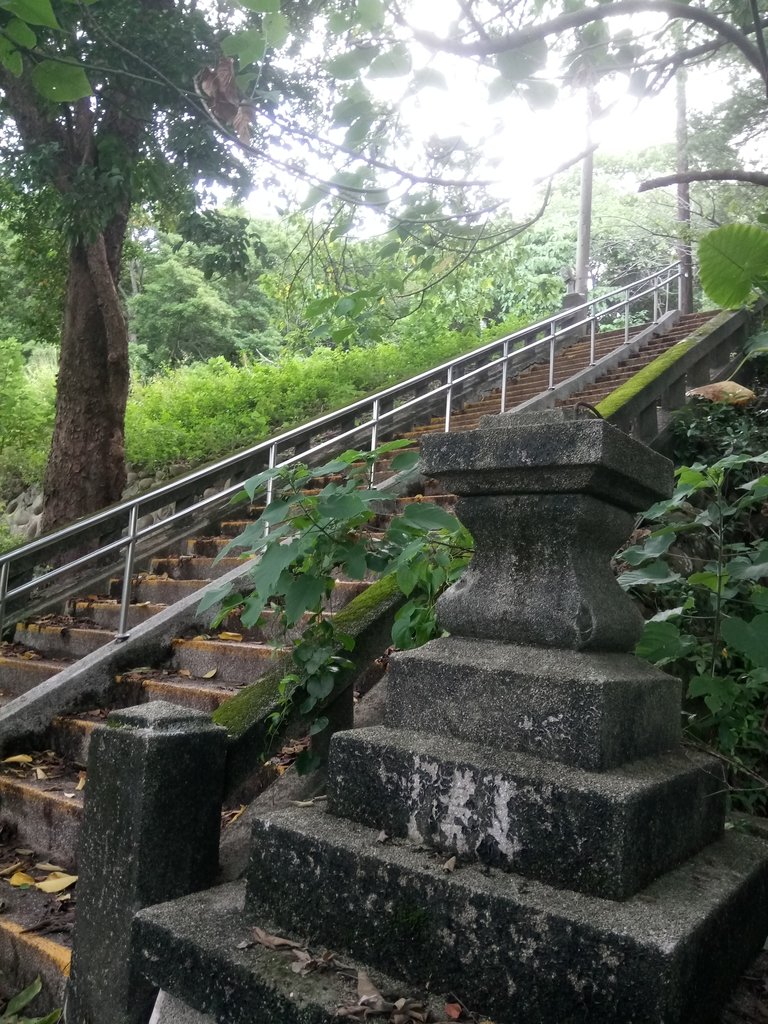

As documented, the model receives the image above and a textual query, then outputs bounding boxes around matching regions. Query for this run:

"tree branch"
[639,170,768,192]
[412,1,768,81]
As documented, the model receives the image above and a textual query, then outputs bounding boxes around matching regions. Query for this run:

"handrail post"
[589,307,596,366]
[264,443,277,537]
[0,560,9,641]
[624,291,631,344]
[444,366,453,432]
[548,323,557,390]
[499,340,509,413]
[115,506,139,641]
[653,278,660,323]
[369,398,380,486]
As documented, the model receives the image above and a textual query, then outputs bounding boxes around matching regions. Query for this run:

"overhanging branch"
[639,170,768,191]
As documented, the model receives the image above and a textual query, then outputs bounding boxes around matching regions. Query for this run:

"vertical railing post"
[444,366,454,433]
[369,398,380,486]
[264,442,277,538]
[548,323,557,390]
[653,278,660,323]
[624,291,631,344]
[589,308,597,366]
[0,560,9,642]
[500,340,509,414]
[116,505,139,641]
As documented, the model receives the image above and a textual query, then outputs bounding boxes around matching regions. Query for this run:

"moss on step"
[215,574,404,793]
[596,312,730,421]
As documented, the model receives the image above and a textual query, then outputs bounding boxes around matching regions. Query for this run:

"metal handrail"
[0,262,682,638]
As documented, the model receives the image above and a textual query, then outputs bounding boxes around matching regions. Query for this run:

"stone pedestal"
[134,410,768,1024]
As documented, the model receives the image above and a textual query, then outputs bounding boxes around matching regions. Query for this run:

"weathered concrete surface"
[327,726,725,899]
[244,805,768,1024]
[68,702,227,1024]
[385,637,682,770]
[150,991,215,1024]
[420,409,674,512]
[135,883,444,1024]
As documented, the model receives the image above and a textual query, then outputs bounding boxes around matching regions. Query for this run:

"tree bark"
[675,59,694,315]
[42,218,131,534]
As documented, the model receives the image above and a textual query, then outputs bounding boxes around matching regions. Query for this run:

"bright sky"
[246,4,760,222]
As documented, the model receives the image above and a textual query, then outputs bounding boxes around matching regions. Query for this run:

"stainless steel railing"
[0,262,682,639]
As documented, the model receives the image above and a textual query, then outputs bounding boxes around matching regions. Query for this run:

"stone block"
[67,701,227,1024]
[327,726,725,899]
[420,410,674,513]
[244,805,768,1024]
[385,637,681,770]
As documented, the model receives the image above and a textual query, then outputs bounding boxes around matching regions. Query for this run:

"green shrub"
[0,339,55,499]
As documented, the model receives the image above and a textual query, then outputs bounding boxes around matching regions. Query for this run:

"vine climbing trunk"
[42,215,131,535]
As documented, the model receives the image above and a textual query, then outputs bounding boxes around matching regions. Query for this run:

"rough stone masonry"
[135,408,768,1024]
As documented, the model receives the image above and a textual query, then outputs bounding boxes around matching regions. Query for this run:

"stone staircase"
[0,306,735,1010]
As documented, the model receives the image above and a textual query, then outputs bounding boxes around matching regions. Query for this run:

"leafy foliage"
[698,223,768,308]
[624,402,768,811]
[202,444,471,771]
[0,976,60,1023]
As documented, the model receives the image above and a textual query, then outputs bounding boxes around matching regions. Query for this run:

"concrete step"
[168,639,287,686]
[13,622,114,661]
[0,763,83,870]
[148,555,249,582]
[114,671,241,713]
[0,651,70,698]
[69,599,168,630]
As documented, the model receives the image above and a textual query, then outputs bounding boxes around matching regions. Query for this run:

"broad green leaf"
[698,224,768,308]
[222,28,266,68]
[5,976,42,1015]
[635,620,693,664]
[357,0,385,30]
[751,587,768,612]
[617,561,681,589]
[326,46,379,80]
[31,60,92,101]
[620,531,674,565]
[0,37,22,75]
[412,67,447,90]
[687,674,739,714]
[4,17,36,47]
[688,570,729,592]
[239,0,279,9]
[306,672,335,699]
[522,80,558,110]
[390,450,420,473]
[197,582,234,615]
[488,76,518,103]
[308,715,329,736]
[2,0,58,28]
[341,541,368,580]
[495,39,547,82]
[368,45,411,79]
[284,576,327,624]
[396,563,418,597]
[264,11,289,47]
[721,613,768,668]
[401,503,459,532]
[317,492,366,520]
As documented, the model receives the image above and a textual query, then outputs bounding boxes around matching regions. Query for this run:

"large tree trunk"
[42,218,130,534]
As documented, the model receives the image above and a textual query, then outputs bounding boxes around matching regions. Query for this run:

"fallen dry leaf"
[686,381,756,405]
[444,1003,463,1020]
[8,871,36,887]
[0,862,21,878]
[252,926,303,951]
[202,668,218,679]
[34,767,47,781]
[376,830,390,844]
[442,856,457,873]
[76,772,86,792]
[3,754,33,765]
[35,872,78,894]
[218,631,243,642]
[357,970,394,1014]
[178,669,192,679]
[34,862,65,872]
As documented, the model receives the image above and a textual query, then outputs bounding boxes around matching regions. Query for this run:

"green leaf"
[687,674,739,715]
[617,560,681,589]
[308,715,329,736]
[357,0,385,30]
[401,503,459,532]
[264,11,289,47]
[341,541,368,580]
[620,531,674,565]
[495,39,548,82]
[0,36,22,75]
[2,0,58,28]
[5,977,42,1016]
[4,17,36,47]
[24,1012,62,1024]
[635,621,694,664]
[368,45,411,78]
[238,0,279,9]
[284,576,327,625]
[411,67,447,90]
[306,673,335,699]
[391,450,420,473]
[197,582,234,615]
[222,28,267,68]
[698,224,768,308]
[688,570,729,593]
[396,563,418,597]
[31,60,92,101]
[721,614,768,668]
[522,80,558,110]
[326,46,379,80]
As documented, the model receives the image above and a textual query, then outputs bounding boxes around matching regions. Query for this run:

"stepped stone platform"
[133,408,768,1024]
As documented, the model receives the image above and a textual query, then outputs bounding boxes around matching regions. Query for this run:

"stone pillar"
[67,702,226,1024]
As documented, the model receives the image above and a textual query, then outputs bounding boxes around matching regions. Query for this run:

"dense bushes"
[124,311,525,473]
[0,340,56,498]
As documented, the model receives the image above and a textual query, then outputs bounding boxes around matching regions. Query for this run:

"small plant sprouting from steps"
[0,977,60,1024]
[201,441,472,770]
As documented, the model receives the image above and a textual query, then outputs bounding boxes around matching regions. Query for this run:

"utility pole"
[574,89,598,298]
[675,37,694,313]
